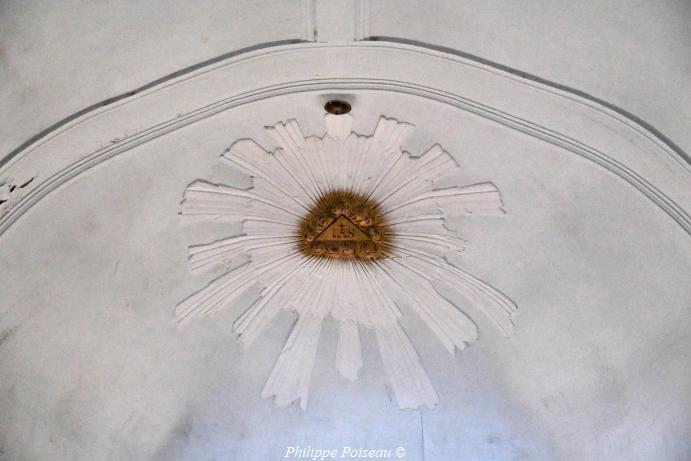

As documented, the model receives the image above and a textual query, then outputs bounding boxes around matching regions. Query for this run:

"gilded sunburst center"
[298,190,390,261]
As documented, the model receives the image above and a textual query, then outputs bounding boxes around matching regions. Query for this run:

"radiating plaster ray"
[336,320,363,381]
[177,114,516,410]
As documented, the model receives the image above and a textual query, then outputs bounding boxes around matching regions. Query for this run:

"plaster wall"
[0,3,690,461]
[1,91,689,460]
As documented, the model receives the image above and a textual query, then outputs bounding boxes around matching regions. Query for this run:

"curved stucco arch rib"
[1,41,689,238]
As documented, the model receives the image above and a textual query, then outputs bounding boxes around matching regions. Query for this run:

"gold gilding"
[298,190,390,261]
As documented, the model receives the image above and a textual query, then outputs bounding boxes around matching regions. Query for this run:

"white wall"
[370,0,691,154]
[0,0,307,159]
[1,2,690,460]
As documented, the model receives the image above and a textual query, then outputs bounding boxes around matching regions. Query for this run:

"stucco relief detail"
[177,114,517,410]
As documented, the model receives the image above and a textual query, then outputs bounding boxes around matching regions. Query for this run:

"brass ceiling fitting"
[298,190,391,261]
[324,99,352,115]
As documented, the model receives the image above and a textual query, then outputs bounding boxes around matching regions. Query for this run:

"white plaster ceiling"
[2,0,690,160]
[1,2,690,461]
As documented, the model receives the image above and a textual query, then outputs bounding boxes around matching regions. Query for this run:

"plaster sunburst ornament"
[177,114,517,410]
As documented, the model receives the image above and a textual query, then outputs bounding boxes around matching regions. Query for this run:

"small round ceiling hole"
[324,99,352,115]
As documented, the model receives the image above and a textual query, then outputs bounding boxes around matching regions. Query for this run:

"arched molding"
[1,41,689,237]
